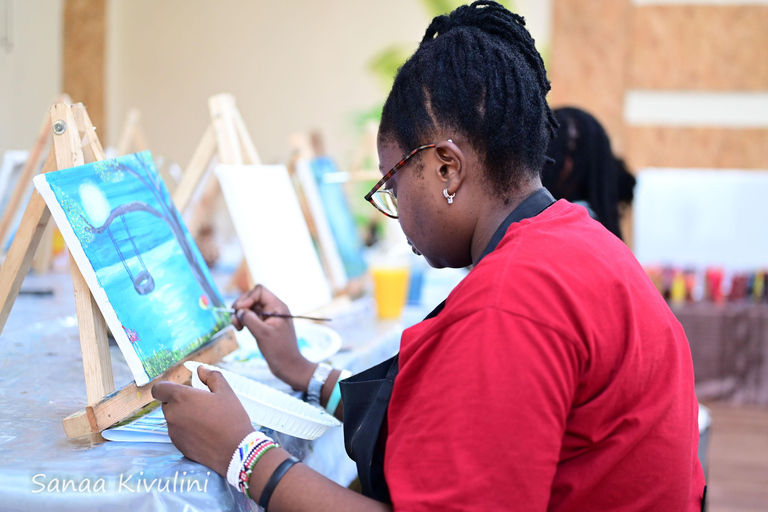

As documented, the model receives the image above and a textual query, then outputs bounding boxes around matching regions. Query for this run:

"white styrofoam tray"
[184,361,341,440]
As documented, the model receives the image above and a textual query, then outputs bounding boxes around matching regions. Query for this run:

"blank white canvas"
[634,168,768,269]
[216,164,332,314]
[0,150,28,202]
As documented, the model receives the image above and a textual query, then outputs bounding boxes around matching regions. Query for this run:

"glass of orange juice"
[371,266,411,319]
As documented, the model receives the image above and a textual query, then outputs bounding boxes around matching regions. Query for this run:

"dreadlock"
[541,107,636,240]
[379,0,557,196]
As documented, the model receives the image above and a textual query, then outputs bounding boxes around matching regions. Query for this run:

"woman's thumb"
[198,367,234,395]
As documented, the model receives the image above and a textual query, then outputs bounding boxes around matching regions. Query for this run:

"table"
[0,272,427,511]
[672,302,768,405]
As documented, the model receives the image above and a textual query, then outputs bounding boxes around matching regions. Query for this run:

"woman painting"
[153,2,705,510]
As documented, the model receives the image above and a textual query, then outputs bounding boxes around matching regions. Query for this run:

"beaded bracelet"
[225,431,277,493]
[239,441,278,495]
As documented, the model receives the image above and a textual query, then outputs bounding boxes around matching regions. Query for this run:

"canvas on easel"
[0,101,237,439]
[216,163,333,315]
[34,151,231,386]
[288,133,349,293]
[0,150,29,224]
[307,156,367,280]
[174,93,261,238]
[176,95,339,310]
[175,94,337,302]
[288,132,368,299]
[0,150,31,253]
[169,93,261,290]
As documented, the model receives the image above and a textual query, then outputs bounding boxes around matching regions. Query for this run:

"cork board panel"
[549,0,631,153]
[626,127,768,170]
[629,5,768,91]
[63,0,106,138]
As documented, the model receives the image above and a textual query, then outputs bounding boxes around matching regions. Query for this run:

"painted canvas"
[0,150,29,219]
[0,150,33,250]
[309,157,367,279]
[33,151,230,386]
[216,164,332,315]
[294,158,348,290]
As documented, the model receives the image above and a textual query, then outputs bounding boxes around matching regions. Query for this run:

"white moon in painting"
[79,182,111,227]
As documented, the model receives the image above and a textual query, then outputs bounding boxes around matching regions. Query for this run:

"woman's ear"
[434,139,465,196]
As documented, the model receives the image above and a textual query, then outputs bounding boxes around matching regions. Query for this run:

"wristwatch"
[306,363,333,406]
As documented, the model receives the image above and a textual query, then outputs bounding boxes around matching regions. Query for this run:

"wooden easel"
[0,102,238,439]
[175,95,351,303]
[113,107,179,193]
[172,93,262,292]
[349,120,385,182]
[174,93,260,233]
[115,107,151,156]
[0,94,72,273]
[288,132,350,294]
[288,132,371,299]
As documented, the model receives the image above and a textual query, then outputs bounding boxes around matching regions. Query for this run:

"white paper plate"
[230,322,342,364]
[184,361,341,440]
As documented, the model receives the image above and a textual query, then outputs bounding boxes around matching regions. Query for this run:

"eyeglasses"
[364,141,446,219]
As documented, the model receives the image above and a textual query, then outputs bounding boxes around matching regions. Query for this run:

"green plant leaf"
[421,0,516,17]
[368,44,416,92]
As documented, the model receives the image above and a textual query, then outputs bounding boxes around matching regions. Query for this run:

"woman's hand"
[231,284,316,392]
[152,367,255,476]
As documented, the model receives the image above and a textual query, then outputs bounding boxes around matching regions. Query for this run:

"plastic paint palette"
[184,361,341,440]
[230,322,342,364]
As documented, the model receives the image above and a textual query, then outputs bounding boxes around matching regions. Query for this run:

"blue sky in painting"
[43,151,227,376]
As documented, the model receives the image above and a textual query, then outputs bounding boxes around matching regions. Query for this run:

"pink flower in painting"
[122,326,140,345]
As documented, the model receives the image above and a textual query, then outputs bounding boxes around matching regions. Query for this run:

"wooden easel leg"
[31,222,55,274]
[173,125,217,212]
[116,108,141,156]
[209,94,243,165]
[0,193,52,335]
[0,114,52,247]
[70,254,114,404]
[228,259,255,293]
[231,101,261,165]
[72,103,106,161]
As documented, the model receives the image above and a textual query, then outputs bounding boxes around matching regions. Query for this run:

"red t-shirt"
[385,200,705,511]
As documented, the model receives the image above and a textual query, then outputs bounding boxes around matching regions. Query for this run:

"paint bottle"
[670,270,687,305]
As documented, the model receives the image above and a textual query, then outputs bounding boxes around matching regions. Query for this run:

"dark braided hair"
[541,107,636,240]
[379,1,557,196]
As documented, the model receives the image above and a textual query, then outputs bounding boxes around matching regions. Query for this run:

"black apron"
[339,188,556,503]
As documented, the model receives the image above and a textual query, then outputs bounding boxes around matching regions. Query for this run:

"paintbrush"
[213,307,331,322]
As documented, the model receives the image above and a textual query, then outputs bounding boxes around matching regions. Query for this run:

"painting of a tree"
[34,151,229,385]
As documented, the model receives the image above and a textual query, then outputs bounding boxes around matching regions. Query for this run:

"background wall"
[105,0,551,170]
[0,0,63,153]
[1,0,551,171]
[105,0,425,169]
[549,0,768,171]
[548,0,768,247]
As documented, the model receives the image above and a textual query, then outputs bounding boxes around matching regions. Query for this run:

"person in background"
[153,2,705,511]
[541,107,636,241]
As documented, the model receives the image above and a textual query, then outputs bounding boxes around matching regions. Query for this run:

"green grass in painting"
[140,314,231,379]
